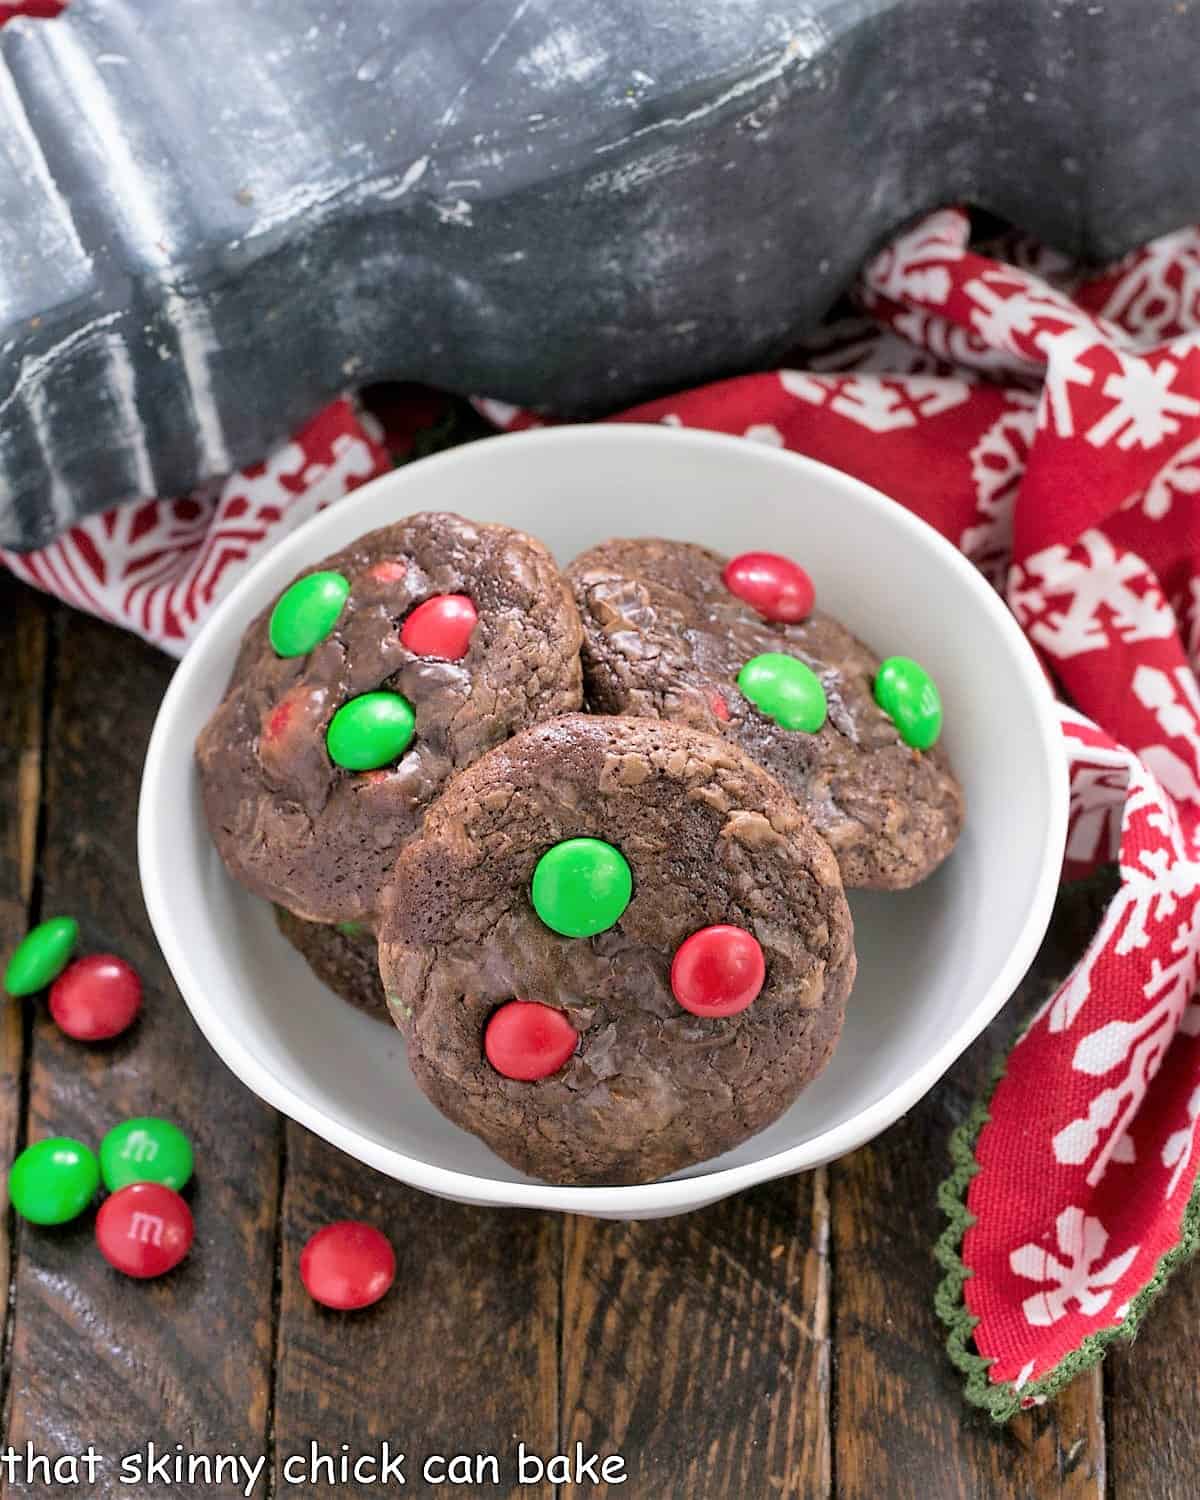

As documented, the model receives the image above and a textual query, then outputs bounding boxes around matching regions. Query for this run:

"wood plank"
[559,1169,832,1499]
[271,1121,560,1499]
[1105,1257,1200,1499]
[2,611,282,1497]
[832,872,1116,1500]
[0,578,48,1424]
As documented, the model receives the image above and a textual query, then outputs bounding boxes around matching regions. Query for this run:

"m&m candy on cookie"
[568,538,963,892]
[196,512,583,926]
[485,1001,579,1080]
[378,714,854,1186]
[400,594,478,660]
[722,551,814,623]
[874,655,943,750]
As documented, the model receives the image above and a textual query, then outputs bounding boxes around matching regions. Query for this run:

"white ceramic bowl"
[139,425,1066,1219]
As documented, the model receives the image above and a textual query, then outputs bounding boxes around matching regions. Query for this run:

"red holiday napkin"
[7,3,1200,1421]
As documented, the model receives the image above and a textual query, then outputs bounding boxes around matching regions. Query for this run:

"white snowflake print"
[1010,1207,1140,1327]
[1138,434,1200,522]
[1040,743,1192,1038]
[1009,531,1178,659]
[1162,1083,1200,1199]
[1085,352,1200,451]
[1065,762,1129,868]
[961,402,1037,587]
[890,305,1033,378]
[779,370,970,433]
[743,423,784,447]
[961,266,1092,367]
[1053,900,1200,1185]
[860,206,967,308]
[1098,227,1200,346]
[1039,326,1102,438]
[1132,664,1200,806]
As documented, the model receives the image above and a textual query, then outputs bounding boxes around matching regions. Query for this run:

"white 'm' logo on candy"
[128,1213,165,1246]
[120,1132,158,1162]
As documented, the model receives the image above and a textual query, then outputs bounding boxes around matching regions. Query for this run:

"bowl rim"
[139,422,1068,1214]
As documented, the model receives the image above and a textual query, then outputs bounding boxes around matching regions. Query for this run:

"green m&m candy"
[531,838,632,938]
[4,916,79,997]
[874,656,942,750]
[9,1137,99,1225]
[100,1118,194,1193]
[269,571,350,657]
[737,653,827,732]
[326,691,416,770]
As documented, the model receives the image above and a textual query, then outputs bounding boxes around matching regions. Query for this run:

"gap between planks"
[0,588,51,1448]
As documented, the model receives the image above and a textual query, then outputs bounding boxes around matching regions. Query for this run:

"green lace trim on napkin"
[934,1043,1200,1422]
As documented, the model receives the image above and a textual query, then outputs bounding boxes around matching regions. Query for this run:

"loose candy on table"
[4,915,79,997]
[100,1118,193,1193]
[96,1182,194,1278]
[874,655,943,750]
[670,925,766,1018]
[269,571,350,657]
[485,1000,578,1080]
[530,837,633,938]
[737,653,827,733]
[9,1137,100,1225]
[400,594,478,661]
[326,690,416,770]
[300,1221,396,1310]
[722,551,815,623]
[49,954,142,1041]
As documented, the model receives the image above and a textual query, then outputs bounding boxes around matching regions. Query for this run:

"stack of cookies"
[196,513,963,1185]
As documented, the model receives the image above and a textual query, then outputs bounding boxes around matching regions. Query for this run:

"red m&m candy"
[301,1221,396,1310]
[670,925,765,1017]
[723,552,814,623]
[50,955,142,1042]
[400,594,478,661]
[485,1000,578,1081]
[96,1182,194,1279]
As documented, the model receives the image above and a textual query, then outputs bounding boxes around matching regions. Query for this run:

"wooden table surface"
[2,569,1198,1500]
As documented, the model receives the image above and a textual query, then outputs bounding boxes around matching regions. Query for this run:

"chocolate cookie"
[196,512,584,923]
[378,714,856,1186]
[273,907,387,1021]
[566,538,963,890]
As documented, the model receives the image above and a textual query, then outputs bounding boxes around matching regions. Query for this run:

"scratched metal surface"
[3,0,1200,549]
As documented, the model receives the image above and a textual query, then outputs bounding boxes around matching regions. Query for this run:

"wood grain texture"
[0,578,47,1430]
[2,611,281,1498]
[271,1122,559,1499]
[560,1170,832,1499]
[831,873,1117,1500]
[1105,1258,1200,1500]
[8,579,1200,1497]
